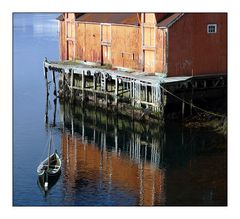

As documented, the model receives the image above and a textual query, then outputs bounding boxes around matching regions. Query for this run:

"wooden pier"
[43,59,226,121]
[43,60,168,118]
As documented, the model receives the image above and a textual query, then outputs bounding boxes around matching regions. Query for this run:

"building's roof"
[157,13,184,28]
[76,13,140,26]
[57,13,185,28]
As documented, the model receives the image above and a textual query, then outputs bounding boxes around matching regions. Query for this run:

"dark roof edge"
[157,13,184,28]
[166,13,184,28]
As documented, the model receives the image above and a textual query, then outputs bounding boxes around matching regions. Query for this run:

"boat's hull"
[38,168,61,182]
[38,170,61,193]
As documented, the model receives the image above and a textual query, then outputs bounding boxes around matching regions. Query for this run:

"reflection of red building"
[61,133,166,206]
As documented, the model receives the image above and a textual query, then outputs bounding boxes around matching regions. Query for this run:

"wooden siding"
[167,13,227,77]
[101,24,111,44]
[144,50,155,72]
[66,21,75,39]
[75,23,101,63]
[66,13,75,20]
[144,13,156,24]
[155,28,167,73]
[60,21,66,60]
[67,40,74,60]
[110,25,141,70]
[75,23,85,60]
[143,26,155,47]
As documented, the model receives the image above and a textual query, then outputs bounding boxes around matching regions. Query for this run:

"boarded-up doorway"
[67,40,74,60]
[102,45,111,64]
[100,24,112,65]
[144,50,155,72]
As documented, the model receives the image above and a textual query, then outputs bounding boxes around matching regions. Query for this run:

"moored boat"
[37,133,61,191]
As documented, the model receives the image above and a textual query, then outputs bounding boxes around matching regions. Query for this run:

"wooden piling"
[45,90,49,124]
[44,67,49,96]
[82,70,85,100]
[182,97,185,119]
[52,70,57,96]
[62,69,65,95]
[53,98,57,126]
[115,77,118,105]
[70,69,74,99]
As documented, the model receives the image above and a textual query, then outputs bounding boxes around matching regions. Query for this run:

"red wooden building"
[57,13,227,77]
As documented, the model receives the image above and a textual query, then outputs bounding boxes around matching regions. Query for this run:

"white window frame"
[207,24,217,34]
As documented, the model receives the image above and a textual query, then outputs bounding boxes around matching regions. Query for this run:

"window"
[207,24,217,33]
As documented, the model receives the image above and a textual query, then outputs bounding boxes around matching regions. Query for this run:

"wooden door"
[144,50,155,73]
[67,40,74,60]
[102,45,111,65]
[101,24,111,65]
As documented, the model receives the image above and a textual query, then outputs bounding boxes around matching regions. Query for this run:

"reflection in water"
[59,102,166,205]
[45,99,226,206]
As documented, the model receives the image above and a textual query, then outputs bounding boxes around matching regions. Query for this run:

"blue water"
[13,13,227,206]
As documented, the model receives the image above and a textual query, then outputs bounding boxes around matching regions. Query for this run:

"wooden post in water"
[45,90,49,125]
[190,86,194,116]
[129,80,132,99]
[93,75,97,103]
[115,77,118,105]
[145,84,147,101]
[62,69,65,97]
[53,98,57,127]
[52,70,57,96]
[82,70,85,101]
[44,67,49,96]
[182,96,185,119]
[132,81,135,107]
[160,87,165,118]
[44,66,49,124]
[105,75,108,106]
[152,85,156,111]
[70,69,74,101]
[93,74,97,90]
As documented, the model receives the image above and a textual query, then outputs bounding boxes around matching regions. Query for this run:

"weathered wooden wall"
[167,13,227,77]
[60,20,66,60]
[75,23,101,63]
[75,22,143,70]
[155,28,167,73]
[111,25,141,70]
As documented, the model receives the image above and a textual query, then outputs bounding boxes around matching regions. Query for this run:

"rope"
[38,129,57,164]
[160,85,226,118]
[39,136,50,164]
